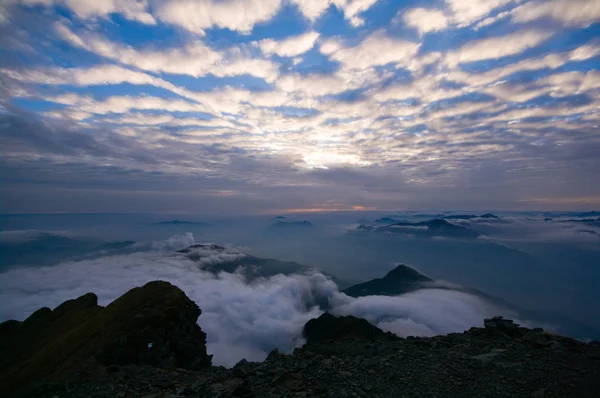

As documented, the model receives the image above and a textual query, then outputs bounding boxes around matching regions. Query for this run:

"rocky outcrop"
[3,284,600,398]
[0,281,211,397]
[303,313,398,345]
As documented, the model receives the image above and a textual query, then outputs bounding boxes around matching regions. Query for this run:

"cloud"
[1,64,176,89]
[54,23,280,82]
[331,289,508,337]
[446,43,600,87]
[154,0,282,34]
[400,0,514,34]
[445,0,514,27]
[321,31,420,71]
[275,73,347,95]
[0,233,521,366]
[445,30,553,66]
[291,0,378,26]
[3,0,600,213]
[511,0,600,27]
[259,31,320,57]
[290,0,331,21]
[2,0,155,24]
[401,8,449,34]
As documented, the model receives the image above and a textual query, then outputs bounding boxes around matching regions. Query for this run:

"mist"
[1,211,599,366]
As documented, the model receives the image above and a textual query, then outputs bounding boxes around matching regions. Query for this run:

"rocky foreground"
[1,282,599,397]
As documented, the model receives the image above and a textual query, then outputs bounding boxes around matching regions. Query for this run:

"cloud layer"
[0,233,511,366]
[1,0,599,213]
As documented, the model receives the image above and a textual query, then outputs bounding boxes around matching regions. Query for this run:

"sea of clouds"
[0,233,512,367]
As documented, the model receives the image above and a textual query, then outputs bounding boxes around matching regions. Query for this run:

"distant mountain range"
[375,214,501,223]
[558,217,600,225]
[153,220,210,226]
[358,219,480,239]
[176,243,323,282]
[443,213,500,220]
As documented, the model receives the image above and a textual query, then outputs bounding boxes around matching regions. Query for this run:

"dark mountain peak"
[480,213,500,219]
[153,220,209,226]
[357,224,375,231]
[375,217,401,224]
[177,243,226,253]
[343,264,432,298]
[384,264,433,283]
[443,214,477,220]
[426,218,451,227]
[303,313,398,345]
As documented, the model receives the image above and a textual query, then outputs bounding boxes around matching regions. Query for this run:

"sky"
[1,0,599,214]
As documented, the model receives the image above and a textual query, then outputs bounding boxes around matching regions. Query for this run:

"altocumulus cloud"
[2,0,600,212]
[0,233,512,367]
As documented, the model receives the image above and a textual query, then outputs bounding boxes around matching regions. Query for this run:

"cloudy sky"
[1,0,599,214]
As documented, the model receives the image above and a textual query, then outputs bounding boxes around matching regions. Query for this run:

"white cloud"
[259,31,320,57]
[1,65,173,89]
[62,0,156,24]
[402,8,449,34]
[446,43,600,87]
[445,30,553,66]
[331,289,508,337]
[445,0,513,27]
[54,24,280,82]
[275,73,347,95]
[511,0,600,27]
[7,0,155,24]
[0,233,520,366]
[292,0,379,27]
[370,75,463,103]
[483,81,549,102]
[155,0,282,34]
[322,31,420,71]
[48,93,209,115]
[290,0,332,21]
[400,0,515,34]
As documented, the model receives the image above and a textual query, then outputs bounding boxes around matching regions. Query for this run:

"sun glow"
[302,152,371,169]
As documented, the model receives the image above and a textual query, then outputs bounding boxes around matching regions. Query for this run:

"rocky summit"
[1,283,600,398]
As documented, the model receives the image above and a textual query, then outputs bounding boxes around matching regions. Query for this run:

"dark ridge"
[558,217,600,224]
[443,213,500,220]
[176,243,226,253]
[2,284,599,397]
